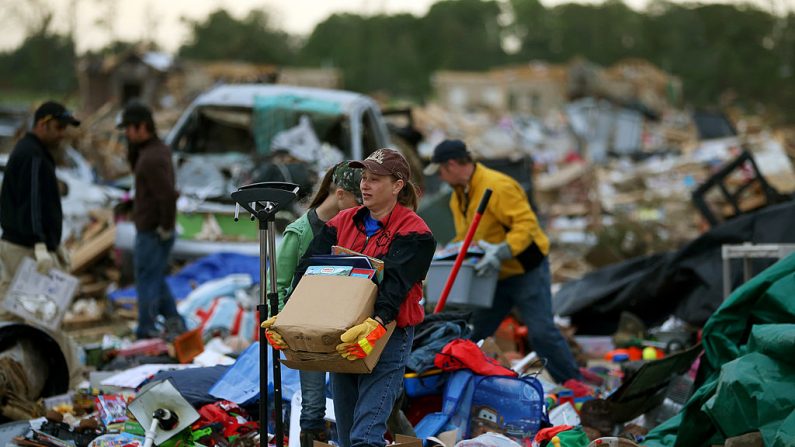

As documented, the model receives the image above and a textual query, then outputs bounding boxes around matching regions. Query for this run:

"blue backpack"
[414,370,549,445]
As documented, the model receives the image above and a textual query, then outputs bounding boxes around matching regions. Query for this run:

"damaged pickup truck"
[115,84,393,258]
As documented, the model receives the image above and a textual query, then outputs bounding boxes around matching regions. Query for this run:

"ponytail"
[397,179,420,211]
[308,165,336,209]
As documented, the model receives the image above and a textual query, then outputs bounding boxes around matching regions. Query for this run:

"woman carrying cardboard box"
[261,161,363,447]
[266,148,436,447]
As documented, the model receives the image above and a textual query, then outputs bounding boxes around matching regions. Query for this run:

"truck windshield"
[173,101,351,156]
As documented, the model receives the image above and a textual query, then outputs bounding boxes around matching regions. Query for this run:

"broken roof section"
[78,48,178,114]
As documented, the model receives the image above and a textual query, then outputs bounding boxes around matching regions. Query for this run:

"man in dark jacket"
[0,101,80,316]
[118,101,184,339]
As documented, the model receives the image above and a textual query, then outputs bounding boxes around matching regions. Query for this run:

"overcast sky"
[1,0,790,53]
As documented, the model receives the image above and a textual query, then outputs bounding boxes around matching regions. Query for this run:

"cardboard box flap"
[393,435,423,447]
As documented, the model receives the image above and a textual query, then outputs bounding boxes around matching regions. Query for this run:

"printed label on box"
[305,265,353,276]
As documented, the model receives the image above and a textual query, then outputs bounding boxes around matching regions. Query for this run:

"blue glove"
[474,241,512,276]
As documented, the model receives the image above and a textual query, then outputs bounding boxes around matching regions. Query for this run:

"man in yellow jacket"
[425,139,581,383]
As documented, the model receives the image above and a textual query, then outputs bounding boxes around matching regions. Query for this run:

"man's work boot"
[163,316,187,342]
[299,429,328,447]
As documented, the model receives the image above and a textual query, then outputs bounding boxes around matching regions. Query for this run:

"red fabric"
[196,299,220,331]
[230,304,243,336]
[579,367,604,386]
[534,425,574,443]
[330,205,431,327]
[562,379,594,398]
[433,339,517,377]
[404,394,443,425]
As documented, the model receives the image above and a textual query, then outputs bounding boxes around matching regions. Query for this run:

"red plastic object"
[604,347,643,362]
[495,315,528,354]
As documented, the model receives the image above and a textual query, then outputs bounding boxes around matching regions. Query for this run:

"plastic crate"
[404,369,445,397]
[425,261,498,308]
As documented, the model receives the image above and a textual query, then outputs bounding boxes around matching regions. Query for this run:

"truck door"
[351,102,391,160]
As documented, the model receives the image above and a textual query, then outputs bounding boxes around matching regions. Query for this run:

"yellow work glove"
[260,316,288,350]
[336,317,387,361]
[34,243,54,275]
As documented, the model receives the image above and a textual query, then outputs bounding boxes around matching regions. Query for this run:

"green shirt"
[268,208,324,311]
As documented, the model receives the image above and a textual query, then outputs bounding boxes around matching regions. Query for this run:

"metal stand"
[231,182,299,447]
[721,243,795,299]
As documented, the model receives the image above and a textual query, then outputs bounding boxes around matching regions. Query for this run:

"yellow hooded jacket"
[450,163,549,279]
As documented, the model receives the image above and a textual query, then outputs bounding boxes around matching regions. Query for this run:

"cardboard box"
[274,275,395,374]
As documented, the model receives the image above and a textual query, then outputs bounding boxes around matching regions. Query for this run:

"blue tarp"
[109,252,260,306]
[209,342,303,405]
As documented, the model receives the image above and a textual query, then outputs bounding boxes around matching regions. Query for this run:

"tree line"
[1,0,793,120]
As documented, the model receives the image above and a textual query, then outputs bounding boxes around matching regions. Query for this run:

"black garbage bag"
[554,200,795,334]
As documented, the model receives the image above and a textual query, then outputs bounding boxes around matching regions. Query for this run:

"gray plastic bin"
[425,260,498,308]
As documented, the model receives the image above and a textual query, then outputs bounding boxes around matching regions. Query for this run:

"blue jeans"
[470,258,581,383]
[134,230,181,338]
[331,326,414,447]
[300,370,327,431]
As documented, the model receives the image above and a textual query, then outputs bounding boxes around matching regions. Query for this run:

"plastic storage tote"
[425,260,498,308]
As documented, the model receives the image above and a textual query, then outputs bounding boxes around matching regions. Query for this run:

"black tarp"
[553,200,795,334]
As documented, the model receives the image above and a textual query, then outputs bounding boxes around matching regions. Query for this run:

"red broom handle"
[433,189,493,313]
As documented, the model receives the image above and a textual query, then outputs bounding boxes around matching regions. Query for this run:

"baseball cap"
[349,148,411,181]
[423,139,469,175]
[116,101,153,129]
[34,101,80,127]
[333,161,363,200]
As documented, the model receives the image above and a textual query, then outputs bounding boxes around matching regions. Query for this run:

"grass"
[0,89,79,110]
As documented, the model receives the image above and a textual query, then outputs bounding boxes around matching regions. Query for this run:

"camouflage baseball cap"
[333,161,363,199]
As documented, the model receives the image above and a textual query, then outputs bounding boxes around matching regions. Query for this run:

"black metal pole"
[230,182,298,447]
[267,219,284,447]
[258,219,269,445]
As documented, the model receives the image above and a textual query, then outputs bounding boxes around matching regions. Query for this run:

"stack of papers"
[331,246,385,282]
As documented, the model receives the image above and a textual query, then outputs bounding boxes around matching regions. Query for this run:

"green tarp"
[644,253,795,447]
